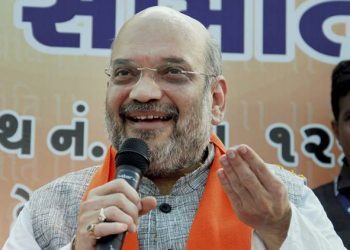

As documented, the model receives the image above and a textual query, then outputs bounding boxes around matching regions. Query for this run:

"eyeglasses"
[104,64,217,90]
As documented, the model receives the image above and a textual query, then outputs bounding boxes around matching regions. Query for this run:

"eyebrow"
[161,57,189,65]
[111,59,134,67]
[111,57,191,67]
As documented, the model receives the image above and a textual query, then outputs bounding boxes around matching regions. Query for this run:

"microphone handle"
[96,165,142,250]
[96,234,124,250]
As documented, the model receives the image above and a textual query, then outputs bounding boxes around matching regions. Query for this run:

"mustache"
[119,101,179,120]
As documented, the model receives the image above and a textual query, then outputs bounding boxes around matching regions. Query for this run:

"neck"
[148,162,202,195]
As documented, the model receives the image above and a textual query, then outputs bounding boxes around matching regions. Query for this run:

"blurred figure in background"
[314,60,350,248]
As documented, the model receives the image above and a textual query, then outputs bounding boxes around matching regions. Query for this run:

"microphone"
[96,138,150,250]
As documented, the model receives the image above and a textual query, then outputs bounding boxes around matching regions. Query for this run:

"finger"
[103,206,138,232]
[237,145,282,192]
[221,150,264,199]
[79,205,136,231]
[219,154,254,203]
[101,195,157,226]
[87,179,140,205]
[81,193,140,223]
[103,193,140,220]
[217,168,242,209]
[139,196,157,216]
[93,222,129,238]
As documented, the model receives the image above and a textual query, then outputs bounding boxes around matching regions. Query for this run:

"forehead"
[111,11,208,68]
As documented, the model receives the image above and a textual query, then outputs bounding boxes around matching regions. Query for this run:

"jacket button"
[159,203,172,213]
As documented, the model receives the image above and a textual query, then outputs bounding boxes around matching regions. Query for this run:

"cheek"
[338,125,350,150]
[171,87,205,116]
[106,86,130,113]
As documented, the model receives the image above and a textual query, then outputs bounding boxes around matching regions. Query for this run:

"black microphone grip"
[96,138,150,250]
[96,166,142,250]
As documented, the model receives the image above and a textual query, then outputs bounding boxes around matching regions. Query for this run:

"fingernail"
[227,150,235,159]
[121,223,128,231]
[239,145,248,154]
[137,201,142,210]
[130,224,137,232]
[220,156,229,166]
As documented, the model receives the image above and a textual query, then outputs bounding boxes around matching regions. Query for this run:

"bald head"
[122,6,209,40]
[109,6,222,78]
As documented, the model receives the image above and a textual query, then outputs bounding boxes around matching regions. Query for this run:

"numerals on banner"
[266,123,341,168]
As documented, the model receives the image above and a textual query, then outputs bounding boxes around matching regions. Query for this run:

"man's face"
[105,15,214,177]
[333,92,350,164]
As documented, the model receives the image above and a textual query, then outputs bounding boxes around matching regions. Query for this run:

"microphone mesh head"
[116,138,150,174]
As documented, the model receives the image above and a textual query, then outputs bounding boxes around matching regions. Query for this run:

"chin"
[127,127,171,142]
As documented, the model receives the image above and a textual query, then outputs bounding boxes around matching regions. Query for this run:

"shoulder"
[313,181,333,193]
[266,164,307,206]
[51,166,99,187]
[313,182,334,202]
[267,163,306,185]
[27,166,100,248]
[29,166,99,206]
[34,166,99,192]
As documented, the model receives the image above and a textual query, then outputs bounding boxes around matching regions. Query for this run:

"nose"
[129,73,163,102]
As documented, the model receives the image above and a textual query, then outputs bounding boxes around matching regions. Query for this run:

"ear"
[211,75,227,125]
[331,120,340,143]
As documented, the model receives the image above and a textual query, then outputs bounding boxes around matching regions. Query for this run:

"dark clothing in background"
[314,164,350,249]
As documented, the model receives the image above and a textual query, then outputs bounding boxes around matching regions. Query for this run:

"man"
[313,60,350,248]
[4,6,345,250]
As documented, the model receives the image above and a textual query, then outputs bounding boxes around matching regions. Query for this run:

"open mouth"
[125,114,174,122]
[119,102,179,124]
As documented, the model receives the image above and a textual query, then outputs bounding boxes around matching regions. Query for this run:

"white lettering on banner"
[13,0,350,63]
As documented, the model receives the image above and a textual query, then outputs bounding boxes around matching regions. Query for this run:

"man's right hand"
[74,179,157,250]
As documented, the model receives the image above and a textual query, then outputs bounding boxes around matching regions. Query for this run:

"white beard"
[105,92,212,177]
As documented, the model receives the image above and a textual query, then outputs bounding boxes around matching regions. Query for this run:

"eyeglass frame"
[104,64,218,87]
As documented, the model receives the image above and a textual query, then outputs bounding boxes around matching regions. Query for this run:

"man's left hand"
[217,144,291,250]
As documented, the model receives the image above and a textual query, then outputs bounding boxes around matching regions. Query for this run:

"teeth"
[133,115,167,120]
